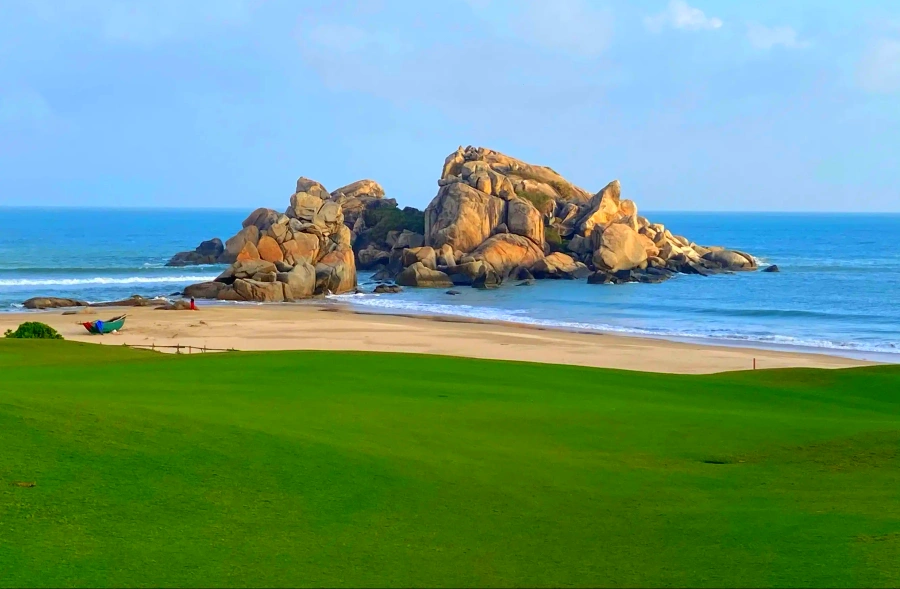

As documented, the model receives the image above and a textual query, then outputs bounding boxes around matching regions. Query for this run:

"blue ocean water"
[0,208,242,306]
[2,208,898,358]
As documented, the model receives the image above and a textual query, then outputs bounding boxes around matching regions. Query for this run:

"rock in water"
[374,284,403,294]
[166,238,224,266]
[315,246,356,295]
[592,224,647,272]
[530,252,590,280]
[763,264,780,273]
[396,263,454,288]
[701,250,757,271]
[23,297,90,310]
[175,145,761,299]
[471,234,543,279]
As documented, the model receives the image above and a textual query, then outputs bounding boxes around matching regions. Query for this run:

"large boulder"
[441,146,592,203]
[396,262,454,288]
[315,246,356,294]
[638,234,660,259]
[242,208,279,232]
[235,241,260,262]
[357,245,391,269]
[280,262,316,300]
[219,259,277,282]
[394,230,425,250]
[287,178,330,221]
[222,225,260,263]
[472,233,544,278]
[22,297,89,310]
[578,180,622,237]
[330,179,385,201]
[401,246,437,270]
[233,279,285,302]
[592,223,647,272]
[506,196,544,246]
[183,281,227,299]
[256,235,284,264]
[702,250,757,271]
[530,252,590,279]
[447,260,485,285]
[424,182,505,253]
[166,238,224,266]
[282,233,320,266]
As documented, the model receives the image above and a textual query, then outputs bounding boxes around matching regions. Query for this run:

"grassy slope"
[0,340,898,588]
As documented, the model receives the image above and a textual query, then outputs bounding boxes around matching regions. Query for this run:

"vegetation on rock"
[517,189,554,213]
[363,206,425,243]
[544,226,565,253]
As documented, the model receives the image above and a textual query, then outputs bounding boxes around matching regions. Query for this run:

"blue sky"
[0,0,898,211]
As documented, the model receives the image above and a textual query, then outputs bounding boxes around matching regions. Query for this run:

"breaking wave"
[0,275,218,287]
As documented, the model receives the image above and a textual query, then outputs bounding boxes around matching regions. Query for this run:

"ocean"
[2,208,898,359]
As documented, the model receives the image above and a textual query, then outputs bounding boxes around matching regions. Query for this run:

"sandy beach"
[1,303,874,374]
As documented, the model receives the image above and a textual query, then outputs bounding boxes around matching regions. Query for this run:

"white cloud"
[644,0,722,33]
[746,23,810,50]
[857,38,900,94]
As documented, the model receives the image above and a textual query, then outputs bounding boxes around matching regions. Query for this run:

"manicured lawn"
[1,339,898,587]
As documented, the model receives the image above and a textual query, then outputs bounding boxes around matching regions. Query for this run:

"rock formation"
[171,145,760,301]
[175,177,375,301]
[414,145,755,286]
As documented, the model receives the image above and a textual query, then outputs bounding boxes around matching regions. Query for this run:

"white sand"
[1,303,875,374]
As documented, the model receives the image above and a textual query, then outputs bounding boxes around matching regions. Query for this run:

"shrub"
[545,226,565,252]
[517,190,554,214]
[363,206,425,243]
[4,322,64,340]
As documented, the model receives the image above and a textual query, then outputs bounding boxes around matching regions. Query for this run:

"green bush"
[517,190,554,214]
[4,322,64,340]
[545,226,565,252]
[363,206,425,243]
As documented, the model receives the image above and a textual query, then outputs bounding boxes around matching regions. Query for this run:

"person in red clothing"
[190,297,196,311]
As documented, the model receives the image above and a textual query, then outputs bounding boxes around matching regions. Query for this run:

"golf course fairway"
[1,339,898,587]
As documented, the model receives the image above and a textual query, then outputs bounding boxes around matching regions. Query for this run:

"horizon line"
[1,205,899,215]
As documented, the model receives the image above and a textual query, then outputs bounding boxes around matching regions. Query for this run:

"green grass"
[1,340,899,587]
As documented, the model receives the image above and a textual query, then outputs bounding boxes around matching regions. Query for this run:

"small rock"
[62,308,96,316]
[373,284,403,294]
[763,265,780,273]
[516,280,534,287]
[446,290,461,295]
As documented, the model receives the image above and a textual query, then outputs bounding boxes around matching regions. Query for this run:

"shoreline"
[8,294,896,363]
[1,302,882,374]
[335,300,899,364]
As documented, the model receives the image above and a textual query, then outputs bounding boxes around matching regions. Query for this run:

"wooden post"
[753,358,756,370]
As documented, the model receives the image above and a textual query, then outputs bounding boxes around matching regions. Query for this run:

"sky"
[0,0,898,212]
